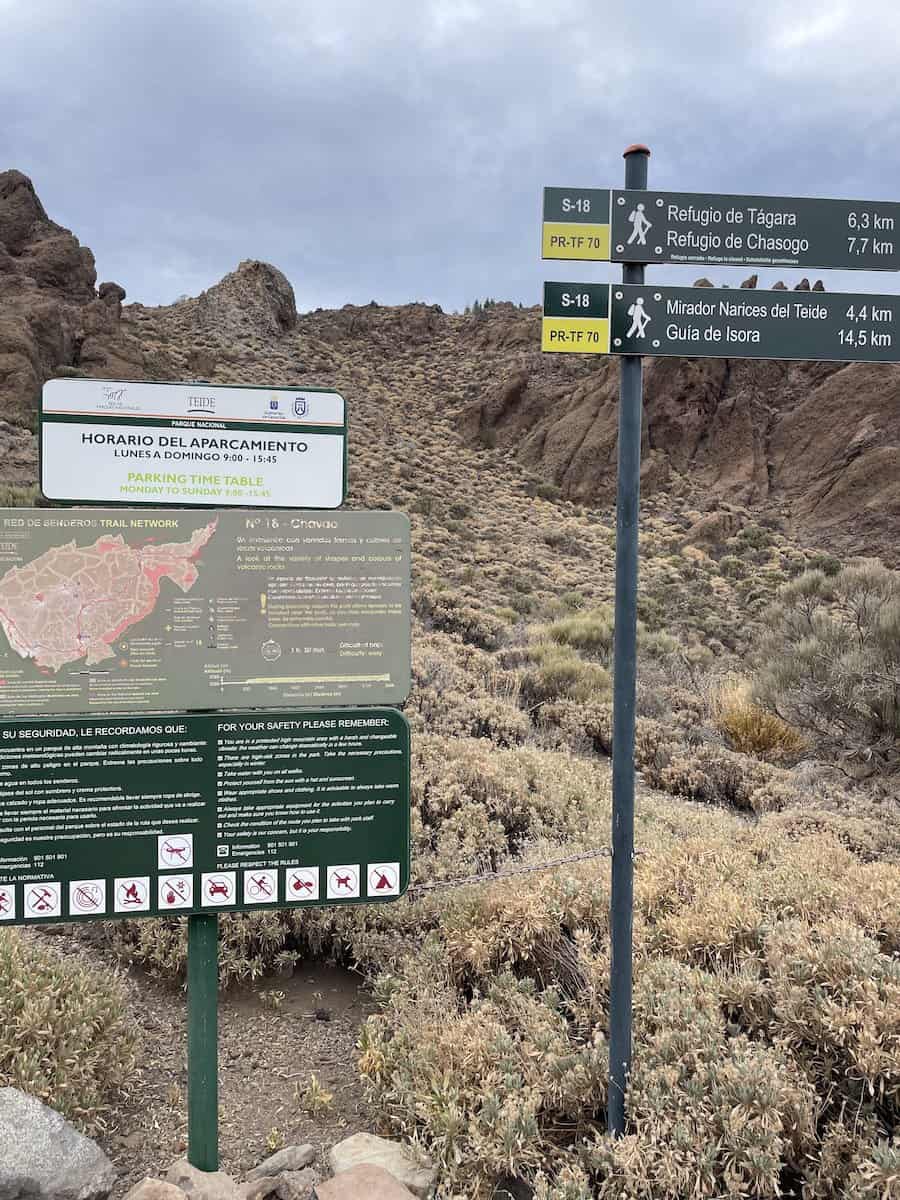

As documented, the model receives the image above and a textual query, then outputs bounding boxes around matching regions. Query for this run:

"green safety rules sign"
[0,708,410,924]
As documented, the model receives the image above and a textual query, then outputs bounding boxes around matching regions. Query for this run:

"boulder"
[241,1173,316,1200]
[123,1182,187,1200]
[163,1159,238,1200]
[247,1147,316,1180]
[98,281,126,303]
[314,1165,416,1200]
[0,1086,116,1200]
[328,1134,435,1199]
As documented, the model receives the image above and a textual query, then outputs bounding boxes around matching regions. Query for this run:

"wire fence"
[406,845,616,897]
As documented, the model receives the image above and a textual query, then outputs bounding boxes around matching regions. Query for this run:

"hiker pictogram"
[159,875,192,909]
[287,867,319,901]
[626,202,652,246]
[626,296,652,339]
[159,834,193,869]
[367,863,400,897]
[327,865,360,899]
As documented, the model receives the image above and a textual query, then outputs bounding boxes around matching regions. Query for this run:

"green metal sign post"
[607,144,649,1140]
[188,914,220,1170]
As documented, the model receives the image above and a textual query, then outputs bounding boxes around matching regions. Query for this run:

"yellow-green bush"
[712,675,807,760]
[0,930,138,1129]
[520,642,611,707]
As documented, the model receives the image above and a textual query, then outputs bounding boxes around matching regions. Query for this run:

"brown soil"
[35,929,378,1193]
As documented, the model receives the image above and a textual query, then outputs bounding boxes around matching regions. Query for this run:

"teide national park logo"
[186,394,217,414]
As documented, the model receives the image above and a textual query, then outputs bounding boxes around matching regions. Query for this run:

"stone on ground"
[124,1182,189,1200]
[328,1134,435,1199]
[314,1164,417,1200]
[240,1172,317,1200]
[0,1086,117,1200]
[164,1159,237,1200]
[247,1147,316,1180]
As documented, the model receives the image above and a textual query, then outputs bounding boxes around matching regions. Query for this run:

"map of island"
[0,521,217,672]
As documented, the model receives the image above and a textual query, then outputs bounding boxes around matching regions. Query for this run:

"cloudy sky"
[3,0,900,312]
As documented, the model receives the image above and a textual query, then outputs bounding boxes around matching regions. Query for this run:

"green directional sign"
[0,708,410,924]
[611,285,900,361]
[543,186,900,272]
[542,282,900,363]
[611,190,900,272]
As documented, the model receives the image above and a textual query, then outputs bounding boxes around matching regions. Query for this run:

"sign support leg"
[187,912,219,1170]
[608,142,650,1139]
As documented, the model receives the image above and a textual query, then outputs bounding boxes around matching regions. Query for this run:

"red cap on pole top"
[623,144,651,157]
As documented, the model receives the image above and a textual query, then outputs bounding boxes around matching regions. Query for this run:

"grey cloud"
[2,0,900,311]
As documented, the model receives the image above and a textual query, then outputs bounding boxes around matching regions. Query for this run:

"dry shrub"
[0,930,138,1130]
[97,739,615,983]
[755,563,900,773]
[413,580,505,649]
[406,633,529,747]
[546,607,615,658]
[712,674,806,760]
[359,825,900,1199]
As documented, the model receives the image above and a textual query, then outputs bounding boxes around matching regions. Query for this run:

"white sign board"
[40,378,347,508]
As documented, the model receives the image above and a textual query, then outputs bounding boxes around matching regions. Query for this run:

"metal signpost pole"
[188,913,219,1170]
[608,143,650,1138]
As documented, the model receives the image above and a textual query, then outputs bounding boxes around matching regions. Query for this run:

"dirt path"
[36,930,379,1193]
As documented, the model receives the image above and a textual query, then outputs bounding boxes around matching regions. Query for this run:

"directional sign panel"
[0,709,411,924]
[542,187,900,272]
[611,190,900,272]
[543,282,900,363]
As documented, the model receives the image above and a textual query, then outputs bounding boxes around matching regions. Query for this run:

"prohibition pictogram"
[327,865,359,899]
[159,875,192,909]
[70,880,105,913]
[287,867,319,901]
[367,862,400,896]
[0,887,14,920]
[201,872,236,907]
[25,882,61,918]
[243,869,277,905]
[115,877,150,912]
[159,834,193,869]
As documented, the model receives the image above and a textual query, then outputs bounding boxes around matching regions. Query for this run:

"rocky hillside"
[463,300,900,565]
[0,168,897,564]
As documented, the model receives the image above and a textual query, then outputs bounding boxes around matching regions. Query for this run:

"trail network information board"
[0,708,410,924]
[542,282,900,363]
[542,187,900,272]
[40,378,347,509]
[0,508,410,714]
